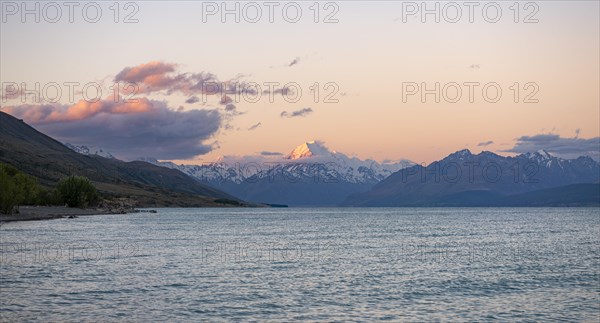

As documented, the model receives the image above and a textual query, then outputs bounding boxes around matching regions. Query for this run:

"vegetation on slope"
[0,112,247,208]
[0,162,106,214]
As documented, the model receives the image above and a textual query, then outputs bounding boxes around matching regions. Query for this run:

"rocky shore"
[0,198,137,223]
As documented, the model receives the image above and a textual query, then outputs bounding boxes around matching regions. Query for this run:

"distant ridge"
[0,112,243,207]
[343,149,600,206]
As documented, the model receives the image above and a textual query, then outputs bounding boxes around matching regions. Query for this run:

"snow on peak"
[457,149,472,155]
[448,149,472,159]
[138,157,159,163]
[524,149,554,162]
[536,149,553,159]
[65,143,115,159]
[286,141,332,160]
[141,141,414,184]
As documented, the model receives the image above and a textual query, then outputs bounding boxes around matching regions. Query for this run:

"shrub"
[35,187,62,206]
[56,176,99,208]
[214,198,241,206]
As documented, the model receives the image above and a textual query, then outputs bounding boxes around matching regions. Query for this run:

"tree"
[56,176,99,208]
[0,163,40,214]
[0,167,20,214]
[15,173,39,205]
[0,164,101,213]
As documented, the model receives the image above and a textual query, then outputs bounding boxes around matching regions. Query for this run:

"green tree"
[15,173,39,205]
[0,168,20,214]
[0,163,40,214]
[35,187,61,206]
[56,176,99,208]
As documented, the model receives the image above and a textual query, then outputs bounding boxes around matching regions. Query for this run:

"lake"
[1,208,599,321]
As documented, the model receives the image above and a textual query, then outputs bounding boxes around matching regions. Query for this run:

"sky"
[1,1,599,164]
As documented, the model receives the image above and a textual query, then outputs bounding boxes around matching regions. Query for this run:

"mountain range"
[137,143,599,207]
[342,149,600,206]
[14,110,598,207]
[139,141,414,206]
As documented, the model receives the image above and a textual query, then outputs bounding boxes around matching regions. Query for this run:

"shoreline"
[0,206,132,223]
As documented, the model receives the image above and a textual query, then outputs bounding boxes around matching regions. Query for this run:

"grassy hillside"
[0,112,246,207]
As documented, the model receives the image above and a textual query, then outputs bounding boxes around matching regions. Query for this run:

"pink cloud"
[113,61,248,97]
[2,97,222,159]
[114,61,189,94]
[3,96,155,124]
[114,61,175,83]
[0,61,254,159]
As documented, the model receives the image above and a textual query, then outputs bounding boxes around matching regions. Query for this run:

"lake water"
[1,208,599,321]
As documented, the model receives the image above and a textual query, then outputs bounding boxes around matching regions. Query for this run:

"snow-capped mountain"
[142,141,413,184]
[286,141,332,159]
[65,143,115,159]
[343,149,600,206]
[523,149,558,165]
[140,141,415,206]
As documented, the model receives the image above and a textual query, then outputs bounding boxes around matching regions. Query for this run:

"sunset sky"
[1,1,599,163]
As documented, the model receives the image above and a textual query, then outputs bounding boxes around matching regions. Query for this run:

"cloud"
[280,107,313,118]
[3,99,222,160]
[478,140,494,147]
[502,133,600,160]
[224,103,237,112]
[113,61,245,98]
[248,122,262,131]
[260,151,283,156]
[185,96,200,104]
[114,61,189,94]
[288,57,300,67]
[1,86,26,101]
[1,61,268,160]
[114,61,175,83]
[2,62,257,107]
[186,72,220,94]
[220,103,245,117]
[220,95,233,105]
[2,96,154,123]
[274,87,295,96]
[262,86,295,96]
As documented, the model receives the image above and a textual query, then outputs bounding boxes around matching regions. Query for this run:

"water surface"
[1,208,599,321]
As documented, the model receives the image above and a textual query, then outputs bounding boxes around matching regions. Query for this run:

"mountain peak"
[137,157,158,163]
[478,151,500,157]
[536,149,552,158]
[522,149,555,161]
[286,141,331,160]
[65,143,115,159]
[447,149,472,159]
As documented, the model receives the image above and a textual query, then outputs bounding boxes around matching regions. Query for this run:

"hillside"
[0,112,243,207]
